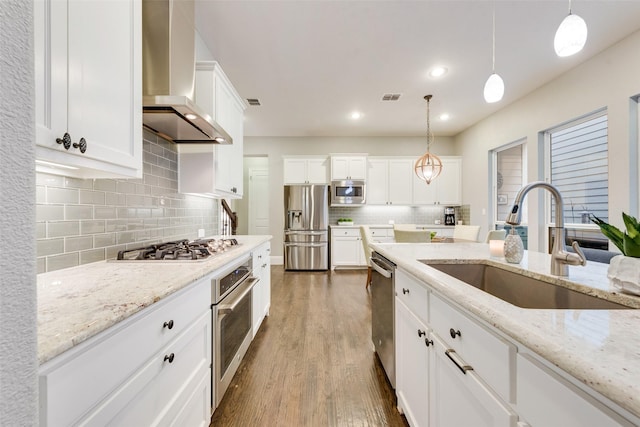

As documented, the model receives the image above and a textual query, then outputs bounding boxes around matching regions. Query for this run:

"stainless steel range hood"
[142,0,232,144]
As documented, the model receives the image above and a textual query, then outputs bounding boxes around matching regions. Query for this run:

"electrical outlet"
[198,229,205,238]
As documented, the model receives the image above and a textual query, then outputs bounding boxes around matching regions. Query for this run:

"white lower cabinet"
[429,333,517,427]
[39,278,212,426]
[516,353,635,427]
[395,299,430,427]
[331,227,366,268]
[394,267,638,427]
[252,242,271,336]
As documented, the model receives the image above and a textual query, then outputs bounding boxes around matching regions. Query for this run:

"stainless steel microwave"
[330,180,366,206]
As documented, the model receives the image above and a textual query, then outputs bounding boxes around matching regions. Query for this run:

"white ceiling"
[194,1,640,138]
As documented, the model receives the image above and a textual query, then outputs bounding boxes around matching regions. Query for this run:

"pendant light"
[414,95,443,185]
[554,0,587,57]
[483,1,504,103]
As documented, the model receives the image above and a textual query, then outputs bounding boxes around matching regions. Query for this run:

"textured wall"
[36,131,221,273]
[0,1,38,425]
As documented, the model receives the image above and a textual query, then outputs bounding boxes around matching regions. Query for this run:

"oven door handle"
[218,276,259,315]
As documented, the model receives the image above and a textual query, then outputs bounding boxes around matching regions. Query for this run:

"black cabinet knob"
[402,288,410,295]
[449,328,461,339]
[164,353,175,363]
[163,320,174,330]
[417,329,426,338]
[425,338,434,347]
[73,137,87,153]
[56,132,72,150]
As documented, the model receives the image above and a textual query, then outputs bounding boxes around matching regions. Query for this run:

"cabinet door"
[395,300,430,427]
[436,158,462,206]
[387,159,413,205]
[331,236,362,267]
[35,0,142,179]
[331,156,367,180]
[412,170,438,205]
[367,159,389,205]
[283,159,308,184]
[517,353,635,427]
[429,334,517,427]
[306,158,329,183]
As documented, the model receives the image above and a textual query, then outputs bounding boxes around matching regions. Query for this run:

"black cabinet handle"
[402,288,410,295]
[449,328,461,339]
[163,320,174,330]
[425,338,434,347]
[56,132,72,150]
[164,353,175,363]
[73,137,87,153]
[417,329,426,337]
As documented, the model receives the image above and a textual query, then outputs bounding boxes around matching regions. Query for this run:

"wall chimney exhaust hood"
[142,0,232,144]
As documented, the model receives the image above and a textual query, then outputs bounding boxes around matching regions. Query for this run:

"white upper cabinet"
[367,158,413,205]
[331,155,367,180]
[283,157,329,184]
[179,61,246,198]
[413,157,462,206]
[34,0,142,179]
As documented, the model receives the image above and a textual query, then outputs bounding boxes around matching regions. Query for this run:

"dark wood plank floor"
[211,266,408,427]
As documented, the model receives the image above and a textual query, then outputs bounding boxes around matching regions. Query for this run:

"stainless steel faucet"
[506,181,587,276]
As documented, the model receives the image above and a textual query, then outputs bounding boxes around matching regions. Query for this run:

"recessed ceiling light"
[428,66,448,78]
[350,111,363,120]
[439,113,450,121]
[185,113,197,120]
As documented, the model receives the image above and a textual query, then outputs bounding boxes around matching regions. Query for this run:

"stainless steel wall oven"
[211,254,258,408]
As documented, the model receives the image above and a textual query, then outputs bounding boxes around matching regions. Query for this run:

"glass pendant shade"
[484,72,504,103]
[415,153,443,184]
[554,13,587,57]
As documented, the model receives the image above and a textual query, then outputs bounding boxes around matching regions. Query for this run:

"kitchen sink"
[420,262,632,309]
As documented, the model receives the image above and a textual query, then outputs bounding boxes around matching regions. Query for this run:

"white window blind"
[549,114,608,224]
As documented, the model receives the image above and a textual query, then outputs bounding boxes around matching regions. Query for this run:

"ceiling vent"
[382,93,402,101]
[247,98,261,106]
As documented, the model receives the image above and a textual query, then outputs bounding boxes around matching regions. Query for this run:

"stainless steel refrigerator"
[284,184,329,270]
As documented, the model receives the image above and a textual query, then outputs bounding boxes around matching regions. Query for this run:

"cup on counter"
[457,220,463,225]
[489,240,505,258]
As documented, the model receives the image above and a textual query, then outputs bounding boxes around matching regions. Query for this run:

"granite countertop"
[37,235,271,365]
[330,224,455,229]
[370,242,640,419]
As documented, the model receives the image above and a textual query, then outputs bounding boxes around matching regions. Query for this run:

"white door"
[249,168,270,235]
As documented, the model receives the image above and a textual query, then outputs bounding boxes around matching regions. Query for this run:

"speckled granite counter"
[38,235,271,365]
[370,242,640,419]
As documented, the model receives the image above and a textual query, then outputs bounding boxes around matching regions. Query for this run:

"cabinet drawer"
[370,227,391,238]
[89,311,212,426]
[430,292,515,403]
[517,353,635,427]
[395,268,429,325]
[39,278,211,426]
[331,227,360,237]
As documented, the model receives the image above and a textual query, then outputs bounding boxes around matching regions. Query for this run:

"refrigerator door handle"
[284,242,327,248]
[284,230,327,236]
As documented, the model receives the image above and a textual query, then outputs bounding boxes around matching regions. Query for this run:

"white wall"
[0,1,38,424]
[244,136,455,257]
[454,29,640,252]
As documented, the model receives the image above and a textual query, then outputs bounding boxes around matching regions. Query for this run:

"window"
[545,111,608,249]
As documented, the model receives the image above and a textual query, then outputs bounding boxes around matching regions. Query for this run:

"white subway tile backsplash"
[35,134,221,273]
[65,205,93,220]
[48,221,80,238]
[47,187,79,204]
[65,236,93,252]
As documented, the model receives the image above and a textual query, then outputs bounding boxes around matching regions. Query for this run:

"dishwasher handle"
[371,257,393,279]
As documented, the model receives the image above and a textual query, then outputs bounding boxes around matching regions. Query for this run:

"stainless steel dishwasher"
[370,251,396,388]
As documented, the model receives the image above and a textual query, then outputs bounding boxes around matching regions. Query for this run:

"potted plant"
[337,218,354,226]
[591,212,640,295]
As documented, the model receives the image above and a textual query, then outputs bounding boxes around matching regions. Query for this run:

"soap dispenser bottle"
[504,228,524,264]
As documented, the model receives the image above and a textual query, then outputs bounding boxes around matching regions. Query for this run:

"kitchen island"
[371,241,640,426]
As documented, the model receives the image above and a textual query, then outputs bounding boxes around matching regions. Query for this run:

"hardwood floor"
[211,266,409,427]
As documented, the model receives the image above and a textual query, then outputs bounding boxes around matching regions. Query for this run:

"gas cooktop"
[115,238,239,261]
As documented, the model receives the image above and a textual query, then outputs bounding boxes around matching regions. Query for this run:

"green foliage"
[591,213,640,257]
